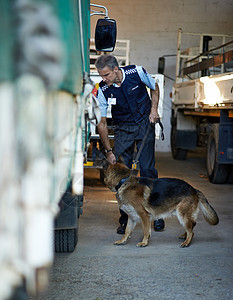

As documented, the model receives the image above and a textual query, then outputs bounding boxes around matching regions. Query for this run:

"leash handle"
[156,118,165,141]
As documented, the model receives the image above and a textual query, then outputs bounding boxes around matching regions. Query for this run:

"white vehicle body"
[171,29,233,183]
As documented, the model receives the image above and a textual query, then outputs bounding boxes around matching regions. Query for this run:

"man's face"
[98,66,118,86]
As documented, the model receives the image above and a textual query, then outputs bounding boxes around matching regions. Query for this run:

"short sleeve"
[97,87,108,117]
[136,66,156,90]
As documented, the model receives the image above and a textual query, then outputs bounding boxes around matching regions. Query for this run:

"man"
[95,54,165,234]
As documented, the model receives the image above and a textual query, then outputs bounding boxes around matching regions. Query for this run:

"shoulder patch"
[125,67,137,75]
[100,83,109,92]
[92,83,99,97]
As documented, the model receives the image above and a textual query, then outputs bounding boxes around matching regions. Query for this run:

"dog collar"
[115,177,129,191]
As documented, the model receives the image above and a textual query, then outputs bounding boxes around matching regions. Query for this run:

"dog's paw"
[179,241,190,248]
[136,242,148,247]
[113,240,126,245]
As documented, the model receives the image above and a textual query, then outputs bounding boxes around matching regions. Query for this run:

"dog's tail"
[197,190,219,225]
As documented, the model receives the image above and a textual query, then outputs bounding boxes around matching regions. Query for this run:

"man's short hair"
[95,54,119,70]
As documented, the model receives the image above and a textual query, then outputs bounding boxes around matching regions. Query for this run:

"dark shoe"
[117,223,126,234]
[154,219,165,231]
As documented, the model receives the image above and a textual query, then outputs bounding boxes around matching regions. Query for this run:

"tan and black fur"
[104,161,219,248]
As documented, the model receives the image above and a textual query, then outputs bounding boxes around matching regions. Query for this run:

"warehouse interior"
[90,0,233,152]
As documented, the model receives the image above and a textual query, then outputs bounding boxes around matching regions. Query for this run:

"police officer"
[95,54,165,233]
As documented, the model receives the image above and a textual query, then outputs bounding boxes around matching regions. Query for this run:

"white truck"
[170,29,233,184]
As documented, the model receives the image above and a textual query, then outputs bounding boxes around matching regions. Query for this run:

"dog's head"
[104,159,131,191]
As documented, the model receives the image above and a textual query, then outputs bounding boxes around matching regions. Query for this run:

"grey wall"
[91,0,233,151]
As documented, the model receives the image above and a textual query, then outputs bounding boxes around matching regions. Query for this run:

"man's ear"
[117,154,125,164]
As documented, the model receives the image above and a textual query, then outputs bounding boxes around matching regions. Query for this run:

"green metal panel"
[81,0,91,74]
[0,0,90,94]
[50,0,90,94]
[0,1,13,82]
[55,0,82,94]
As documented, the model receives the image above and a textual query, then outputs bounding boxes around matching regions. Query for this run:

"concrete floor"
[33,150,233,300]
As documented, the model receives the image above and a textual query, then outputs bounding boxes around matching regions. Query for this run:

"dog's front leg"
[114,218,136,245]
[136,214,151,247]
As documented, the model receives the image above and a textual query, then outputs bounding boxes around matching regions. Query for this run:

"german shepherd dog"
[104,160,219,248]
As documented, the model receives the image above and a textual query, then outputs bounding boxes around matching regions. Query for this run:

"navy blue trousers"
[114,117,158,225]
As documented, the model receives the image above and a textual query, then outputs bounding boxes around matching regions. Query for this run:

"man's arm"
[97,117,116,164]
[136,66,160,123]
[149,82,160,123]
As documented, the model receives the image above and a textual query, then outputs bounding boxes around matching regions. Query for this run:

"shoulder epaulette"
[124,65,137,75]
[99,82,109,92]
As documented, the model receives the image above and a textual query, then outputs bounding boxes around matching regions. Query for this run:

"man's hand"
[149,107,160,123]
[106,151,116,164]
[97,117,117,164]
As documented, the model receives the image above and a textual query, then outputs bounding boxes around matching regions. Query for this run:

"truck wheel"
[171,126,188,160]
[227,165,233,183]
[207,124,229,183]
[54,226,78,253]
[9,284,27,300]
[172,148,188,160]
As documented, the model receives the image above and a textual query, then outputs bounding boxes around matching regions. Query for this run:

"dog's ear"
[102,158,110,171]
[117,154,125,164]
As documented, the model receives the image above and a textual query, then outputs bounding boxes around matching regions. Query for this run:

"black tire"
[9,284,27,300]
[207,124,229,184]
[77,195,83,218]
[54,226,78,253]
[227,165,233,184]
[172,148,188,160]
[171,125,188,160]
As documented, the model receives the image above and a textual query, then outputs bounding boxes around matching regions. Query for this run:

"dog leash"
[157,118,165,141]
[113,120,164,190]
[132,119,164,170]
